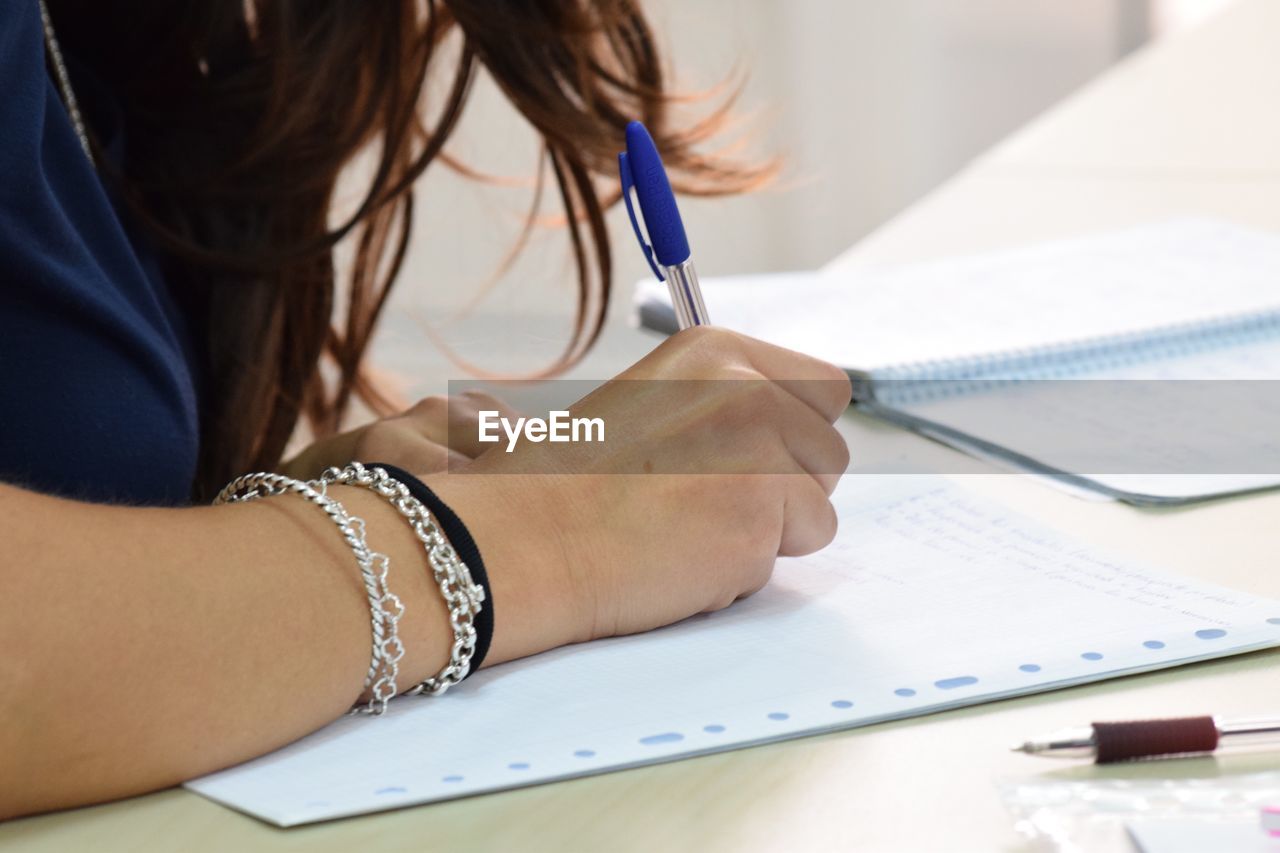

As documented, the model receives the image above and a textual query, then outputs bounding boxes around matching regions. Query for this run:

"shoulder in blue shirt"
[0,0,201,505]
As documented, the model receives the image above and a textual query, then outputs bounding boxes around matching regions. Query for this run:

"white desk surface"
[6,2,1280,850]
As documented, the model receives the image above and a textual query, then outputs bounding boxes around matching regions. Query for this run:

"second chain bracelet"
[316,462,487,697]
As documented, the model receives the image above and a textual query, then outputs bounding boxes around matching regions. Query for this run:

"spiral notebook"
[635,219,1280,504]
[187,476,1280,826]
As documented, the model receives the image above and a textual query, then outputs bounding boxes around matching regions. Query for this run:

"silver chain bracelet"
[316,462,486,697]
[213,473,405,716]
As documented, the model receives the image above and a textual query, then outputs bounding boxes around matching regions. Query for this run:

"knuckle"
[409,395,450,417]
[830,430,852,472]
[744,559,776,597]
[352,423,397,459]
[740,582,768,602]
[809,501,839,551]
[812,367,852,415]
[460,389,502,411]
[817,359,851,387]
[768,381,801,421]
[670,326,750,370]
[822,501,839,541]
[678,324,740,351]
[827,371,854,413]
[720,378,780,426]
[413,443,455,473]
[706,591,738,612]
[717,363,766,385]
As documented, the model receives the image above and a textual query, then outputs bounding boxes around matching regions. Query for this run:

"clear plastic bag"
[1001,771,1280,852]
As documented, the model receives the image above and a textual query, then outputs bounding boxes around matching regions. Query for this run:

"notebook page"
[634,220,1280,376]
[187,477,1280,826]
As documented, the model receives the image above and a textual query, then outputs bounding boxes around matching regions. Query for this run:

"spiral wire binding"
[871,307,1280,408]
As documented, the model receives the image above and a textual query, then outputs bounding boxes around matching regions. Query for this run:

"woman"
[0,0,850,818]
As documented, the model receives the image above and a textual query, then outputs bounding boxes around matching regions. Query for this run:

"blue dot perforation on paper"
[934,676,978,690]
[894,688,916,697]
[639,732,684,745]
[767,712,789,721]
[703,724,726,733]
[1081,652,1104,661]
[1143,640,1165,649]
[1019,664,1041,673]
[831,700,853,709]
[1195,628,1227,639]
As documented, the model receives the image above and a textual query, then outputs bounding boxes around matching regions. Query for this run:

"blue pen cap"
[624,121,691,267]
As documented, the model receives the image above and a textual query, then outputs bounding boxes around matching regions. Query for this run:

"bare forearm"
[0,331,850,819]
[0,483,453,817]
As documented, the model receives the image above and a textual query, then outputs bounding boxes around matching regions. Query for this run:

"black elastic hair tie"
[369,462,494,675]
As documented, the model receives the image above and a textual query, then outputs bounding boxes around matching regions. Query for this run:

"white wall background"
[364,0,1228,390]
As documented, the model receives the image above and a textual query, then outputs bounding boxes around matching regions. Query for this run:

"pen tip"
[1009,742,1030,754]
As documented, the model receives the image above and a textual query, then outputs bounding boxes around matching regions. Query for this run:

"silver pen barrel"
[663,259,711,328]
[1216,716,1280,749]
[1010,726,1097,758]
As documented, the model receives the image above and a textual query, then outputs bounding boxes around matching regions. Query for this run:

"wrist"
[420,471,592,666]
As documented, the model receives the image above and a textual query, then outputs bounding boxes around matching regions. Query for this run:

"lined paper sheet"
[188,477,1280,826]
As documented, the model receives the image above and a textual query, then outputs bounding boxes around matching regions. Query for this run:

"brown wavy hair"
[52,0,767,499]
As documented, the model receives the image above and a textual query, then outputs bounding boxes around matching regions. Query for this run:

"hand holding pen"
[392,122,850,650]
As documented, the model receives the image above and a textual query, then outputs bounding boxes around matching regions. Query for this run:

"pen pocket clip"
[619,151,665,282]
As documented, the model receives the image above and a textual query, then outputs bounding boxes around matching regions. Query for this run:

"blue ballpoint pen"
[619,120,711,328]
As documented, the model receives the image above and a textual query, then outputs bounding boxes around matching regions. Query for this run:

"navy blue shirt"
[0,1,201,504]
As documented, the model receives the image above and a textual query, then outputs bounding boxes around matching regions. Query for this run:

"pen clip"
[619,151,665,282]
